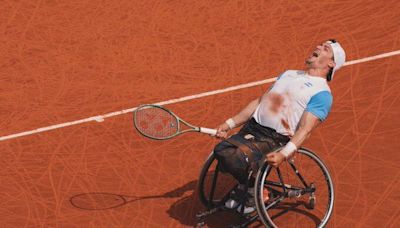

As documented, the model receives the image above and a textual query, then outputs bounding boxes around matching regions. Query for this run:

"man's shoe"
[236,204,255,214]
[236,187,255,214]
[224,186,255,214]
[224,188,242,209]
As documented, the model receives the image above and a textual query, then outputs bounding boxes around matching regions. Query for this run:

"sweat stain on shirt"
[281,119,290,131]
[268,92,284,114]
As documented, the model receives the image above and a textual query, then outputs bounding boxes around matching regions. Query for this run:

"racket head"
[133,104,180,140]
[70,192,128,210]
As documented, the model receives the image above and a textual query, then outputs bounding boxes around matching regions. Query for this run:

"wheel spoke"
[265,195,285,210]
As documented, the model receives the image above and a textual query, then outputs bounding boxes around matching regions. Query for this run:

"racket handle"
[199,127,217,136]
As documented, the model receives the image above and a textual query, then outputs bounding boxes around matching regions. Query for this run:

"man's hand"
[266,151,285,167]
[215,123,230,139]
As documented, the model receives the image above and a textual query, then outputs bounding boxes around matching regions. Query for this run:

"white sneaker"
[224,186,255,214]
[236,204,255,214]
[225,198,239,209]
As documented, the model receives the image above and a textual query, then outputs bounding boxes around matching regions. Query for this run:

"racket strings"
[135,107,178,139]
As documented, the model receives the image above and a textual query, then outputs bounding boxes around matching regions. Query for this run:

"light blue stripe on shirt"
[306,91,333,121]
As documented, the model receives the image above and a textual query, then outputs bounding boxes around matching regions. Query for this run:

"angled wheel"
[198,151,238,209]
[255,148,334,227]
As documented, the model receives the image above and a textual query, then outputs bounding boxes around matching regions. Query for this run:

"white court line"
[1,49,399,142]
[343,50,400,66]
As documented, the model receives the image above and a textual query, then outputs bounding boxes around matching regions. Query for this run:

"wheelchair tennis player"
[214,39,346,214]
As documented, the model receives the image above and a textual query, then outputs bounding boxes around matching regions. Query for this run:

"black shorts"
[213,118,290,184]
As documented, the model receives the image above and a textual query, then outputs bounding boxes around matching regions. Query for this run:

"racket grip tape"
[199,127,217,136]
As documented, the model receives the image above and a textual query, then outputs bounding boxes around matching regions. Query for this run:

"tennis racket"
[133,104,217,140]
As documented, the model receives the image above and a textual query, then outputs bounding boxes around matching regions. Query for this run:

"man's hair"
[326,39,337,81]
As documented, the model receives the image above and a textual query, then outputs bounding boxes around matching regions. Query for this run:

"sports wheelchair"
[196,148,334,227]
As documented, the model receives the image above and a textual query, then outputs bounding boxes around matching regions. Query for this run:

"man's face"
[305,41,335,70]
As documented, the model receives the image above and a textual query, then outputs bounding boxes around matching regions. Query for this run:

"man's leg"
[213,140,256,213]
[213,140,249,185]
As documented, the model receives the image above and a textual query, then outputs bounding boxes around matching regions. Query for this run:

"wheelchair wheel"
[255,148,334,227]
[198,151,238,209]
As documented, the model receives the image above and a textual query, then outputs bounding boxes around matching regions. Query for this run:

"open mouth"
[312,51,319,57]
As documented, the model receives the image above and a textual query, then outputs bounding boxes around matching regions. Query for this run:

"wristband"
[225,118,236,129]
[280,142,297,158]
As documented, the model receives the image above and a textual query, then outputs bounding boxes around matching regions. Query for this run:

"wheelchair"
[196,148,334,227]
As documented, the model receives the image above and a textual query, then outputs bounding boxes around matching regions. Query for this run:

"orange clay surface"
[1,0,399,227]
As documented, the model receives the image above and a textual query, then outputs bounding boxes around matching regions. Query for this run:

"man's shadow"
[69,180,244,227]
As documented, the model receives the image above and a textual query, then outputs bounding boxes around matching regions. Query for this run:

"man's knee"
[213,140,232,158]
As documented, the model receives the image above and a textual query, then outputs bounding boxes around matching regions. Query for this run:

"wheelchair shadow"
[167,186,259,228]
[167,185,324,227]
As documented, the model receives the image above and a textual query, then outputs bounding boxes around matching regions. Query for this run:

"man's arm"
[266,111,321,167]
[216,97,260,138]
[287,111,321,148]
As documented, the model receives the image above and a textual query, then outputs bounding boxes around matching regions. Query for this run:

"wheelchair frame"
[196,147,334,228]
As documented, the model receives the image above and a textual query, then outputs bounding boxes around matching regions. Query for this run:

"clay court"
[1,0,399,227]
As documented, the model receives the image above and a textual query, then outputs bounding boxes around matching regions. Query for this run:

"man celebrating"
[214,39,346,213]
